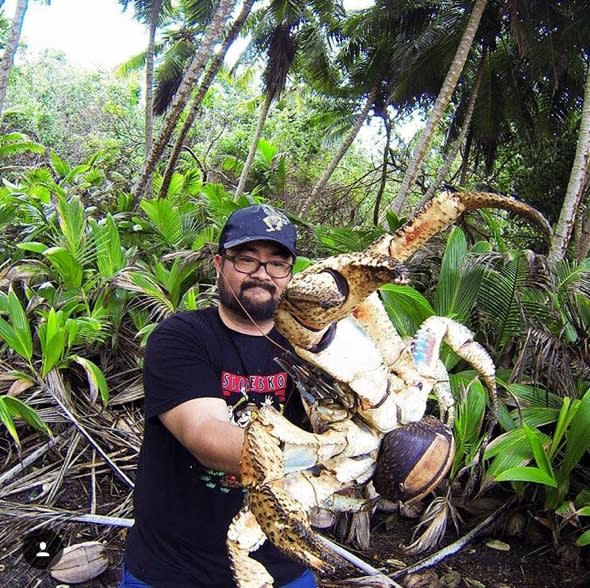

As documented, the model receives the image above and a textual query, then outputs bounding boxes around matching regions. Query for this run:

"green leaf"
[485,428,539,484]
[0,394,52,446]
[437,232,487,327]
[256,138,277,165]
[37,308,67,377]
[71,356,109,406]
[165,172,185,199]
[191,225,216,251]
[435,227,467,317]
[0,397,20,446]
[16,241,49,254]
[384,210,402,232]
[293,256,311,274]
[0,132,45,157]
[518,407,561,428]
[180,288,199,311]
[2,395,52,437]
[50,152,71,177]
[451,379,487,473]
[90,215,124,278]
[0,288,33,362]
[576,530,590,547]
[523,424,555,479]
[43,246,83,289]
[56,194,86,261]
[477,251,529,348]
[113,268,175,319]
[140,199,183,246]
[380,284,434,337]
[497,379,562,409]
[495,466,557,487]
[561,389,590,480]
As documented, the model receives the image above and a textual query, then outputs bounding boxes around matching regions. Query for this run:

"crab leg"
[275,191,551,348]
[253,404,380,472]
[412,316,498,428]
[227,507,273,588]
[369,191,551,263]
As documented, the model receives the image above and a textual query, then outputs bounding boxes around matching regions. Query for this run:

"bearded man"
[121,205,315,587]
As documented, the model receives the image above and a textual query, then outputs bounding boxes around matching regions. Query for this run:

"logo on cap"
[261,205,290,233]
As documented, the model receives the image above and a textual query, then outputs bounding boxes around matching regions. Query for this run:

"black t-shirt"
[124,307,308,587]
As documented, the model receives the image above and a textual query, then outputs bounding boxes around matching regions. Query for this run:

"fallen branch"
[0,500,134,528]
[317,535,402,587]
[45,371,135,489]
[0,434,63,487]
[391,496,516,580]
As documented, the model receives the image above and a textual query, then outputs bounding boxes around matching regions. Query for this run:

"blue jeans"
[119,565,317,587]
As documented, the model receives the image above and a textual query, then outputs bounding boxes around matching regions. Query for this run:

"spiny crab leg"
[412,317,498,427]
[233,407,359,584]
[275,191,552,350]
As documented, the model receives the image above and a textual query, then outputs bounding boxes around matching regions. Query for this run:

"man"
[121,205,315,587]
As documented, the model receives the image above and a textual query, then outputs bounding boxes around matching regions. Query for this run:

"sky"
[4,0,152,70]
[3,0,375,70]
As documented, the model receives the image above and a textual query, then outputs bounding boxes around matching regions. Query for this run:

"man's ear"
[213,254,223,277]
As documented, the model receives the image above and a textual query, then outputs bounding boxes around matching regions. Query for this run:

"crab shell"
[373,416,455,503]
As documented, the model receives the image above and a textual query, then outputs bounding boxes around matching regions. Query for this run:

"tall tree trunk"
[144,0,163,199]
[574,194,590,261]
[373,112,392,225]
[0,0,29,117]
[131,0,235,208]
[300,83,379,217]
[234,91,273,199]
[388,0,488,216]
[548,68,590,266]
[416,55,485,209]
[159,0,255,199]
[459,129,473,186]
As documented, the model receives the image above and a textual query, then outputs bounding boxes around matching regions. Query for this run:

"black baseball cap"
[218,205,297,258]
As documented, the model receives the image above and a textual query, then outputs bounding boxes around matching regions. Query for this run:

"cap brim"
[221,236,296,258]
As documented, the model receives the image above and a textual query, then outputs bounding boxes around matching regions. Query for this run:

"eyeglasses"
[223,254,293,278]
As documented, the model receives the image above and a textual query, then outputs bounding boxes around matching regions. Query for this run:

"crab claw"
[233,407,360,583]
[275,191,551,351]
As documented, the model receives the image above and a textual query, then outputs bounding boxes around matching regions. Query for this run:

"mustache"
[241,280,276,295]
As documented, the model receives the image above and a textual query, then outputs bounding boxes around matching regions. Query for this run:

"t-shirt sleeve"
[143,313,220,421]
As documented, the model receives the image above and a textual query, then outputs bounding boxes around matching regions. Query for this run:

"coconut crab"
[227,192,551,588]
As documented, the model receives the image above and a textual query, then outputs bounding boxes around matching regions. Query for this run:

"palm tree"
[158,0,256,199]
[131,0,236,207]
[416,54,485,208]
[299,83,379,216]
[412,0,590,230]
[234,22,296,198]
[388,0,489,216]
[548,67,590,265]
[233,0,343,199]
[0,0,29,116]
[575,194,590,261]
[119,0,173,198]
[299,0,475,217]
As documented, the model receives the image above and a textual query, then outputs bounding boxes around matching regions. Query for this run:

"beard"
[217,277,279,322]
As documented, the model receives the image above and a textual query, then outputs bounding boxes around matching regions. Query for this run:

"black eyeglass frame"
[222,254,294,278]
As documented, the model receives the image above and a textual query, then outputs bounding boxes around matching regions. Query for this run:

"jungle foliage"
[0,0,589,569]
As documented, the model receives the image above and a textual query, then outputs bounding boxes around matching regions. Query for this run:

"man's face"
[214,240,293,322]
